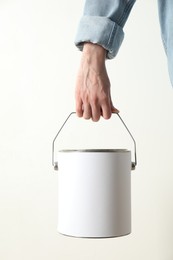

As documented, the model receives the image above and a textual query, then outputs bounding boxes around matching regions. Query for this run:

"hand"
[75,43,119,122]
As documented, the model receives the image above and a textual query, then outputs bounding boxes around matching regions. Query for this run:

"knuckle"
[90,95,98,104]
[101,94,108,102]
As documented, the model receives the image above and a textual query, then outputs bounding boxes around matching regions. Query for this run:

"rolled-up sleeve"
[75,0,136,59]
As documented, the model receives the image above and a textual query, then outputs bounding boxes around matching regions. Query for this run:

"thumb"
[111,103,120,114]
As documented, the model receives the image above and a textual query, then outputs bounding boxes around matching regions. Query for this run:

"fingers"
[76,100,101,121]
[101,103,112,120]
[75,98,83,118]
[92,103,102,122]
[83,104,92,120]
[76,98,119,121]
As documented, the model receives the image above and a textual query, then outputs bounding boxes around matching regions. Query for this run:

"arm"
[75,0,136,121]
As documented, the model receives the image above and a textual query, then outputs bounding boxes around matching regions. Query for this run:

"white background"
[0,0,173,259]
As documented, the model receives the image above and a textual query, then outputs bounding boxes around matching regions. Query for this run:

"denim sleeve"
[75,0,136,59]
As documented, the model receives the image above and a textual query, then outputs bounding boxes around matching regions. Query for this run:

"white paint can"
[52,113,137,238]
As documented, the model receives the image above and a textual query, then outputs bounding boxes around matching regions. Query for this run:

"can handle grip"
[52,112,137,171]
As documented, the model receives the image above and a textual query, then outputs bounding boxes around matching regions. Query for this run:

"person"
[74,0,173,121]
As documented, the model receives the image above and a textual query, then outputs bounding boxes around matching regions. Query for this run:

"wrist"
[82,43,106,70]
[83,42,106,61]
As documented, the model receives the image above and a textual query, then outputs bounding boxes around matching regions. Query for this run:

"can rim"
[58,149,130,153]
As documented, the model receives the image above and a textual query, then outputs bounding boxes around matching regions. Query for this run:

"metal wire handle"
[52,112,137,171]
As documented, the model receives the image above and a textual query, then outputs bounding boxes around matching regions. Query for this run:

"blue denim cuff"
[74,16,124,59]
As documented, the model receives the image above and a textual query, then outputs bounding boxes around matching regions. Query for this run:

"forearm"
[75,0,136,59]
